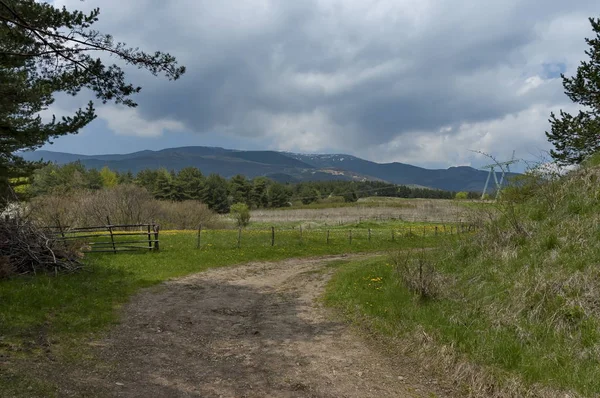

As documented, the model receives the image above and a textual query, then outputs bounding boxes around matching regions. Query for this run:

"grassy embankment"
[325,162,600,397]
[0,221,458,396]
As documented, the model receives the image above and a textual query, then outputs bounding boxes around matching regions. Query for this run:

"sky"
[43,0,600,170]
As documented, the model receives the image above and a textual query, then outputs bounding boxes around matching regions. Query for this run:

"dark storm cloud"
[52,0,600,165]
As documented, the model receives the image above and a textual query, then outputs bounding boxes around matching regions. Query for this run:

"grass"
[284,197,421,210]
[251,199,472,226]
[247,219,458,232]
[325,165,600,397]
[325,255,600,396]
[0,221,456,396]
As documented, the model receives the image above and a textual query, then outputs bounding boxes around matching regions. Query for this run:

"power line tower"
[481,150,518,200]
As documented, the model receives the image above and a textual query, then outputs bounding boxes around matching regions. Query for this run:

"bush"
[29,185,160,227]
[28,185,222,230]
[156,200,221,230]
[230,203,251,227]
[391,250,442,300]
[455,191,468,200]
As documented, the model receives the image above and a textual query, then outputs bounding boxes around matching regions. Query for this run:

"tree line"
[22,162,476,213]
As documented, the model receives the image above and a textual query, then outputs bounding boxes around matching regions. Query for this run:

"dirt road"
[61,255,450,397]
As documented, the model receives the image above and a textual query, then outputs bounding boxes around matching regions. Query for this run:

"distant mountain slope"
[288,153,507,192]
[19,146,513,192]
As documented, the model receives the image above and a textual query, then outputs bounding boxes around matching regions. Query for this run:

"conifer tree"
[546,18,600,166]
[0,0,185,196]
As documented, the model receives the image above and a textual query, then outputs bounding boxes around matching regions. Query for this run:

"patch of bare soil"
[57,255,454,397]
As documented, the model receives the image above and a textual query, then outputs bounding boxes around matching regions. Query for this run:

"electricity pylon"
[481,151,517,200]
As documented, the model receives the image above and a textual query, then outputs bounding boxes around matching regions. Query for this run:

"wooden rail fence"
[46,221,160,254]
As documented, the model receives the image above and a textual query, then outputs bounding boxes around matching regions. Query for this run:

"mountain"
[19,146,513,192]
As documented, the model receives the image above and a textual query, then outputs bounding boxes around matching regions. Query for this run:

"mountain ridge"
[19,146,511,192]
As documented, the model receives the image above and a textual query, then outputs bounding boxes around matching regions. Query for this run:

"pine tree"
[268,183,291,208]
[201,174,230,214]
[153,169,174,201]
[174,167,204,200]
[135,169,159,193]
[0,1,185,197]
[250,177,270,208]
[546,18,600,166]
[229,174,252,205]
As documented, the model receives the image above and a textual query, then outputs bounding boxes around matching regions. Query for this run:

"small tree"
[455,191,468,200]
[99,167,118,188]
[546,18,600,166]
[230,203,251,227]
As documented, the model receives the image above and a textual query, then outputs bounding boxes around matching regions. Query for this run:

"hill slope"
[325,160,600,396]
[20,146,511,192]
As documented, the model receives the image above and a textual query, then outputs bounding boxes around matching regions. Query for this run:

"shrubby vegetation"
[28,184,221,230]
[454,191,469,200]
[230,203,251,227]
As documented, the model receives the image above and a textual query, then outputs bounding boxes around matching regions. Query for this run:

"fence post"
[349,229,352,245]
[148,224,153,251]
[368,228,371,242]
[326,230,330,244]
[106,216,116,254]
[237,227,242,249]
[153,225,160,251]
[443,224,446,234]
[271,226,275,247]
[56,219,68,250]
[56,219,66,240]
[196,223,202,249]
[435,226,438,236]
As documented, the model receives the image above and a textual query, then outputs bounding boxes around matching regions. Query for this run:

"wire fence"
[172,222,478,250]
[41,220,477,254]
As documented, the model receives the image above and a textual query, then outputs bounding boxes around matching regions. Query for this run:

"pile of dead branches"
[0,216,84,279]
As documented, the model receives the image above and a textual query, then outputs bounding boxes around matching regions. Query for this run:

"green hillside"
[325,158,600,397]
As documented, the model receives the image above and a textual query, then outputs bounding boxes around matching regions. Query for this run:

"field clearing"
[0,222,460,397]
[251,198,476,225]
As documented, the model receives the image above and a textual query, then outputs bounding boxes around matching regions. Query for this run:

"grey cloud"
[54,0,600,165]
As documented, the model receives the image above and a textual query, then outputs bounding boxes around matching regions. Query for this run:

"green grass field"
[0,224,453,361]
[325,253,600,397]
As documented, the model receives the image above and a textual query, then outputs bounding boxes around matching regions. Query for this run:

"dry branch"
[0,215,83,278]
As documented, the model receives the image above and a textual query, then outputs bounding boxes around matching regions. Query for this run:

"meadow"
[0,219,459,397]
[249,197,478,225]
[0,196,483,397]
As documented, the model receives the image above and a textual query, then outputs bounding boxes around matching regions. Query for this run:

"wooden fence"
[46,222,160,254]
